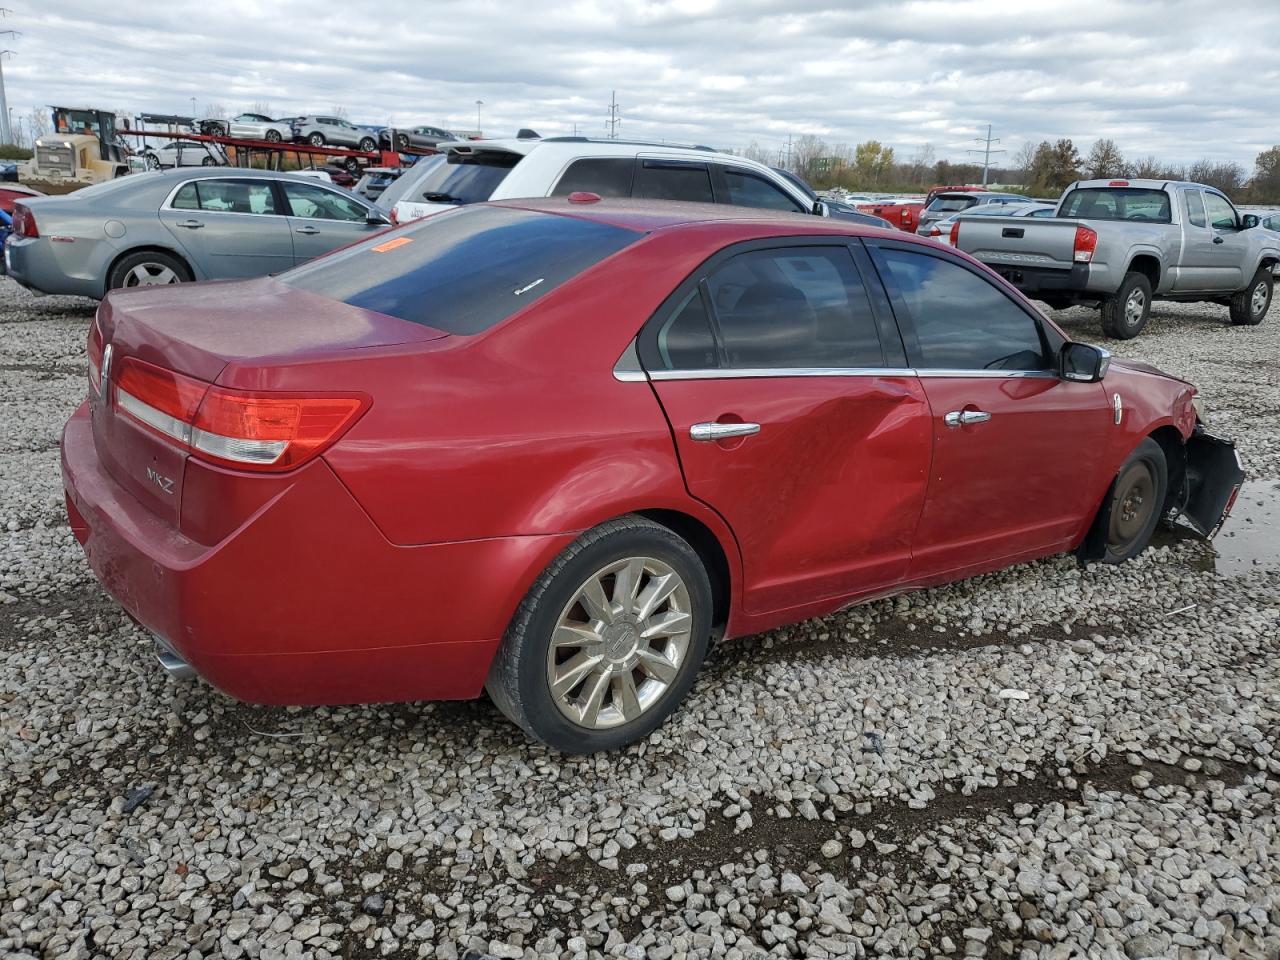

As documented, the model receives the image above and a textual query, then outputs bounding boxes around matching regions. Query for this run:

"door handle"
[690,422,761,442]
[944,410,992,428]
[175,219,204,229]
[1213,236,1224,244]
[295,226,321,235]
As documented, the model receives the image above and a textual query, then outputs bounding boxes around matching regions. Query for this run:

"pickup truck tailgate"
[955,216,1081,271]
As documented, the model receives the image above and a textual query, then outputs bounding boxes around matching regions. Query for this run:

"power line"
[966,124,1005,186]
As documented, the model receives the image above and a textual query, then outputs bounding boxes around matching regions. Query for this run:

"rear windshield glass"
[375,155,445,211]
[1058,187,1171,223]
[403,150,520,205]
[928,196,978,212]
[280,205,641,334]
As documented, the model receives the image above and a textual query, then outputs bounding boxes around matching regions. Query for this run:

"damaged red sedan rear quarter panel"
[61,198,1202,708]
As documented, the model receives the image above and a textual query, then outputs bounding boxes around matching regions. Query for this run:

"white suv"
[389,137,824,224]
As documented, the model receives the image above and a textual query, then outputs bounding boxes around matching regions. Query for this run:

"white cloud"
[2,0,1277,169]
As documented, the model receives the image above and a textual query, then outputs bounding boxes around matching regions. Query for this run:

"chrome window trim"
[642,366,1056,381]
[612,341,647,382]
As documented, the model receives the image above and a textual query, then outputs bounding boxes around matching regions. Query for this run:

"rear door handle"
[690,422,760,442]
[295,226,320,235]
[175,219,204,229]
[944,410,992,428]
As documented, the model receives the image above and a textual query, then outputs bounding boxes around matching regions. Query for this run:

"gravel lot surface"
[1,276,1277,960]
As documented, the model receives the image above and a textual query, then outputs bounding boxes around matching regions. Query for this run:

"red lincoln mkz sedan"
[61,198,1243,752]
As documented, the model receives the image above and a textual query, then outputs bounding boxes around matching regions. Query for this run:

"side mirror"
[1060,342,1111,383]
[813,200,827,217]
[366,210,392,226]
[1241,214,1259,229]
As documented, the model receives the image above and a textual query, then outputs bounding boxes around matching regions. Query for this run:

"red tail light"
[388,207,399,226]
[1073,225,1098,263]
[87,320,105,393]
[949,220,961,245]
[12,204,38,239]
[929,225,941,237]
[112,357,368,472]
[1108,180,1129,187]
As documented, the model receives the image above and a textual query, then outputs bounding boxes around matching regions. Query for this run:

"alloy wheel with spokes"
[485,515,713,753]
[125,263,180,287]
[547,556,693,729]
[1251,280,1269,317]
[1124,288,1146,329]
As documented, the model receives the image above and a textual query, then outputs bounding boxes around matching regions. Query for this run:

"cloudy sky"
[3,0,1277,169]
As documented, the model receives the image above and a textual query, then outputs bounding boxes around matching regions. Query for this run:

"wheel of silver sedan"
[547,556,693,729]
[125,263,180,286]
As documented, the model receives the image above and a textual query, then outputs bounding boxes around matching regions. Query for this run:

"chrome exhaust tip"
[152,634,196,681]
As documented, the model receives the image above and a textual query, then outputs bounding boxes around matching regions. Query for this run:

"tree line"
[744,135,1280,204]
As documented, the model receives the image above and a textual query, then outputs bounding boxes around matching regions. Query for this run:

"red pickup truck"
[857,184,985,233]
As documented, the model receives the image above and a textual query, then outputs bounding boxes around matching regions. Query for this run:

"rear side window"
[409,151,520,205]
[653,290,718,370]
[879,248,1047,371]
[1183,190,1206,227]
[172,179,277,215]
[280,206,640,335]
[1059,187,1171,223]
[708,248,882,368]
[720,168,805,212]
[634,161,714,203]
[552,158,635,197]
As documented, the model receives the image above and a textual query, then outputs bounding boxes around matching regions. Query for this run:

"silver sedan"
[3,167,390,298]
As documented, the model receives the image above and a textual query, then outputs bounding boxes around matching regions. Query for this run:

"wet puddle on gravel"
[1156,481,1280,575]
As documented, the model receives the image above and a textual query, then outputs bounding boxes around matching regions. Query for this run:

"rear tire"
[1100,272,1152,340]
[107,250,192,292]
[1229,268,1272,326]
[1094,438,1168,564]
[358,137,377,153]
[265,129,282,143]
[308,132,325,147]
[486,516,713,753]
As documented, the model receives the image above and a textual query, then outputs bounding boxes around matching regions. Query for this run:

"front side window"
[552,158,635,198]
[719,168,805,212]
[879,248,1047,371]
[706,246,882,369]
[281,206,640,334]
[1203,193,1237,230]
[1059,187,1171,223]
[282,181,368,221]
[633,161,714,203]
[1183,189,1207,227]
[177,179,278,215]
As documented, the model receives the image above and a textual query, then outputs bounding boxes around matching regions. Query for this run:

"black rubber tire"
[396,134,410,151]
[1095,438,1168,564]
[1100,271,1153,340]
[344,157,361,175]
[308,132,325,147]
[106,250,193,292]
[200,156,218,167]
[486,515,713,754]
[265,129,282,143]
[358,137,377,153]
[1228,268,1272,326]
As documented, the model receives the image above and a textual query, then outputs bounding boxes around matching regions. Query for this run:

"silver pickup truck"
[953,178,1280,339]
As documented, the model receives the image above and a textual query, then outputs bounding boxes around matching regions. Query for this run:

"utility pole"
[785,133,793,171]
[966,124,1005,186]
[605,91,621,139]
[0,8,17,146]
[475,99,483,136]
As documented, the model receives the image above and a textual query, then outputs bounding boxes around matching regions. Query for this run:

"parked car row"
[60,195,1245,751]
[199,112,465,154]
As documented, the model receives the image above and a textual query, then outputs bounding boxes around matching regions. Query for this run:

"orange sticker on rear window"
[371,237,413,253]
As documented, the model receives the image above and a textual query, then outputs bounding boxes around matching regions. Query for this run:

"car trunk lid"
[90,278,446,527]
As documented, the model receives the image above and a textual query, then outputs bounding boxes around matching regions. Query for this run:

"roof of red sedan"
[492,196,905,238]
